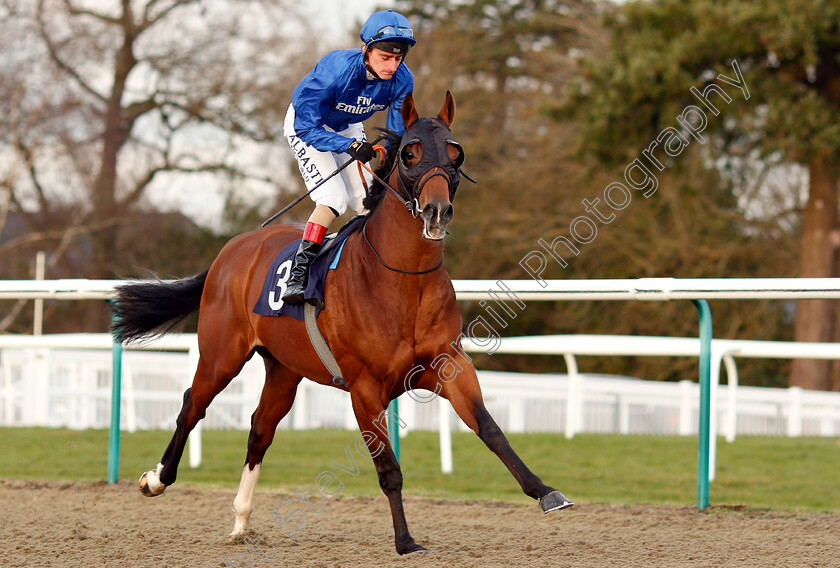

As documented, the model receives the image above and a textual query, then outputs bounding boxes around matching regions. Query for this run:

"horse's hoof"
[139,464,166,497]
[228,529,250,544]
[398,541,429,556]
[540,490,574,513]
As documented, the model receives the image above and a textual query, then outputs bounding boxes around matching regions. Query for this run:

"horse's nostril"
[443,205,454,223]
[421,202,452,226]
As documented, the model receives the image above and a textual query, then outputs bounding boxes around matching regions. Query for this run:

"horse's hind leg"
[230,354,301,540]
[139,340,252,497]
[350,381,428,555]
[440,367,573,512]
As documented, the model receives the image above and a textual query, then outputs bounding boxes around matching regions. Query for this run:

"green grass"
[2,427,838,513]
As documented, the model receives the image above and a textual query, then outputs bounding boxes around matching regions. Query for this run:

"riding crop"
[261,134,385,227]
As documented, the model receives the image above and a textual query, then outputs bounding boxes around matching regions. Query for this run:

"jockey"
[281,9,416,305]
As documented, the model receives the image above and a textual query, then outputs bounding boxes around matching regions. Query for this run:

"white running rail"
[2,277,840,483]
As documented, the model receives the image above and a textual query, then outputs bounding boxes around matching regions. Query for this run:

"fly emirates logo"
[335,96,386,115]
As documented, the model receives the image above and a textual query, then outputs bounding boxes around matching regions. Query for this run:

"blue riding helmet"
[360,9,416,53]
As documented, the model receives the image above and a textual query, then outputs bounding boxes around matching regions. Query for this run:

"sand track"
[2,479,838,567]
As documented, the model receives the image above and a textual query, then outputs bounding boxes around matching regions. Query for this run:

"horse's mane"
[362,128,402,213]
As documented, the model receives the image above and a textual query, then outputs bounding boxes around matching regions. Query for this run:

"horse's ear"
[437,91,455,127]
[401,92,419,128]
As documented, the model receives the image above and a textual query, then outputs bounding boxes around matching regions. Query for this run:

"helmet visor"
[368,40,411,55]
[366,25,415,45]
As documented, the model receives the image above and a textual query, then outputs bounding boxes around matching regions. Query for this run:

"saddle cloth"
[252,216,365,321]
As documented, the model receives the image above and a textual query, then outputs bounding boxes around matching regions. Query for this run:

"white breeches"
[284,105,372,215]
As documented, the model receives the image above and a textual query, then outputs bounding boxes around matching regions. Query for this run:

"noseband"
[365,118,464,218]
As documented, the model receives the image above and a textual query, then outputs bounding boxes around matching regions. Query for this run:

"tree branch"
[0,217,120,257]
[0,299,28,333]
[36,0,106,105]
[61,0,121,25]
[122,97,160,125]
[119,160,278,212]
[140,0,198,33]
[160,99,272,143]
[13,138,50,215]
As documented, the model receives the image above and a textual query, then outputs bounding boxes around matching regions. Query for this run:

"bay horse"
[112,92,572,555]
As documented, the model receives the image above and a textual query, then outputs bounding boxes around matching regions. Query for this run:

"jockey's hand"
[347,140,376,163]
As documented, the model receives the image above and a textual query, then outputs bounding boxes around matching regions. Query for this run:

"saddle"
[252,216,365,321]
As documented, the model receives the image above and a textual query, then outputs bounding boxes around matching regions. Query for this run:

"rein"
[358,151,421,217]
[356,149,444,275]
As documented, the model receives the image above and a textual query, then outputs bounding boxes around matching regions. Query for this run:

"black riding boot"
[282,239,322,305]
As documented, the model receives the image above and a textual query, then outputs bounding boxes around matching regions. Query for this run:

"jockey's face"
[364,47,404,80]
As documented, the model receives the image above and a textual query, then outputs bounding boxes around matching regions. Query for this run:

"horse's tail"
[111,269,209,344]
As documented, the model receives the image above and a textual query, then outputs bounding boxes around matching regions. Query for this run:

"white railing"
[452,277,840,300]
[5,276,840,300]
[3,333,840,478]
[2,277,840,503]
[4,333,839,438]
[461,333,840,479]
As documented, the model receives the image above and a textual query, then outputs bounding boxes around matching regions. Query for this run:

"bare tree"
[0,0,324,332]
[0,0,315,279]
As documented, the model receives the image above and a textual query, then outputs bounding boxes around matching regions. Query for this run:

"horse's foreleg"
[441,370,573,512]
[350,386,428,556]
[231,360,301,540]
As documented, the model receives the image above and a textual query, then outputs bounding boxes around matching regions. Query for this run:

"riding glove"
[347,140,376,163]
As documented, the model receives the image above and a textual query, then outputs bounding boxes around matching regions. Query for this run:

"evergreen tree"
[560,0,840,390]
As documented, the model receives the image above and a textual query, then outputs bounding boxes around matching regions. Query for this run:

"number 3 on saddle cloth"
[253,216,365,320]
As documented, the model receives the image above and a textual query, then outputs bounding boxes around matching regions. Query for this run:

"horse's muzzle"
[420,201,453,241]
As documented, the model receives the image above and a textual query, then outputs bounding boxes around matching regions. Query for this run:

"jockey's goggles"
[366,25,415,45]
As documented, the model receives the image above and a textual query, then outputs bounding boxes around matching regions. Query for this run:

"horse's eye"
[400,141,421,167]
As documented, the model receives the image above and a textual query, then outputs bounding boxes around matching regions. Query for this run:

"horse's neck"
[364,188,444,273]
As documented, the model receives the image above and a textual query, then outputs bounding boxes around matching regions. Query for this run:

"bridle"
[359,152,425,219]
[358,156,447,275]
[358,120,468,274]
[360,120,465,218]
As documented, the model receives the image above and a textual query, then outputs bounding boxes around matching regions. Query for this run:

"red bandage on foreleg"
[303,222,328,244]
